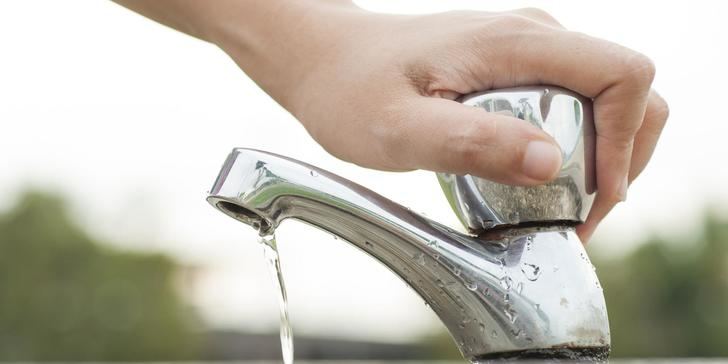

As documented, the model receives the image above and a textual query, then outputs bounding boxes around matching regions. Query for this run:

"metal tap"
[207,86,610,361]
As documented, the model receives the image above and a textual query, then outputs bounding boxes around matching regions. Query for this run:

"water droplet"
[525,336,534,343]
[521,263,542,281]
[534,303,540,311]
[424,302,429,308]
[480,219,495,229]
[508,211,521,224]
[553,265,560,273]
[479,323,486,332]
[504,305,518,323]
[483,287,491,297]
[511,328,522,338]
[544,88,550,95]
[427,239,438,248]
[491,330,498,338]
[433,253,440,260]
[591,264,597,272]
[413,252,426,266]
[499,276,513,290]
[454,266,462,276]
[466,281,478,291]
[491,238,509,250]
[436,279,445,288]
[516,282,524,294]
[309,170,319,177]
[504,293,511,303]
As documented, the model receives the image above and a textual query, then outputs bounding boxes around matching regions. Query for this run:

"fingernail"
[522,141,562,181]
[618,175,629,202]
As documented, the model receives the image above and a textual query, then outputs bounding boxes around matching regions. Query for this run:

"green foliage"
[0,191,201,360]
[596,213,728,357]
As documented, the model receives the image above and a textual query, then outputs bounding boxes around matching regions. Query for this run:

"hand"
[115,1,668,243]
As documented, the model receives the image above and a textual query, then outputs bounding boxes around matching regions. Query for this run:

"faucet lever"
[438,86,596,233]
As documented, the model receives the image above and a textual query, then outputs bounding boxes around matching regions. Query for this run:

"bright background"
[1,0,726,350]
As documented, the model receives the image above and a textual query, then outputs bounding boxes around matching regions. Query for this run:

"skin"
[112,0,669,243]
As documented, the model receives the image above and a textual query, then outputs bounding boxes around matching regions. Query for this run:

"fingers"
[629,90,669,181]
[577,89,668,243]
[456,23,654,198]
[379,97,562,185]
[461,22,656,243]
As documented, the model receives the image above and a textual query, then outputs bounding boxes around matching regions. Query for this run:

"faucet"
[206,86,610,361]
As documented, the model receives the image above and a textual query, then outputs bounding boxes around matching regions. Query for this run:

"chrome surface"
[437,86,596,233]
[207,148,609,360]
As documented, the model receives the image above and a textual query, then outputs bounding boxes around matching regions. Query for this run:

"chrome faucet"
[207,86,610,361]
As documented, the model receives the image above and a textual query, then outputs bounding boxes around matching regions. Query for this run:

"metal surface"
[207,148,610,360]
[437,86,596,233]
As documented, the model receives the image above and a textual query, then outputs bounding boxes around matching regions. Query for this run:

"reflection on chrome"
[207,87,609,361]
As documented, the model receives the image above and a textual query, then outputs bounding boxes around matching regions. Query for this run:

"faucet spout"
[207,148,610,360]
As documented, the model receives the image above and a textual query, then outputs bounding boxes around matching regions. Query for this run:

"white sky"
[1,0,726,343]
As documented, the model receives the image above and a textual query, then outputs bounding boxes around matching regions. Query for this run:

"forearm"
[112,0,364,110]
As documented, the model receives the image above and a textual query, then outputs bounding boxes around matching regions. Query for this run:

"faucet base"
[473,345,610,362]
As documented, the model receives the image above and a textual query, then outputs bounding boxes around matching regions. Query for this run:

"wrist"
[209,1,367,112]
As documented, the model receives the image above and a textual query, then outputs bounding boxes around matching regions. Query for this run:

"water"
[259,232,294,364]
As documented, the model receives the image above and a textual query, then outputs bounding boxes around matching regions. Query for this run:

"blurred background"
[1,0,726,361]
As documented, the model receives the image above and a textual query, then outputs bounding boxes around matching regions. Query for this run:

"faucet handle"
[437,86,596,233]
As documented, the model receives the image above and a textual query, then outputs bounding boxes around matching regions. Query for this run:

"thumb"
[387,97,562,185]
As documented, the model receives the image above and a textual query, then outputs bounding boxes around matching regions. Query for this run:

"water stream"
[259,232,294,364]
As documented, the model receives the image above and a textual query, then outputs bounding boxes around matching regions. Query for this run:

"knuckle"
[403,62,450,97]
[513,7,559,24]
[606,191,625,206]
[492,13,542,30]
[598,132,635,150]
[621,51,657,85]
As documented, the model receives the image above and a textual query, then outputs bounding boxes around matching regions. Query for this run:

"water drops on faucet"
[499,275,513,290]
[208,145,611,361]
[453,266,462,276]
[521,262,542,281]
[465,280,478,291]
[515,282,524,294]
[413,252,426,266]
[480,219,495,229]
[508,211,521,224]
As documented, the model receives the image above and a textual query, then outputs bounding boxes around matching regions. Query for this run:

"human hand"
[214,3,668,242]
